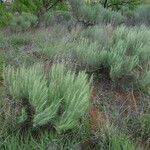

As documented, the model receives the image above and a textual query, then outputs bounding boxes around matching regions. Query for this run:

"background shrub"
[133,4,150,26]
[96,6,126,25]
[69,0,125,26]
[44,11,72,26]
[10,12,38,32]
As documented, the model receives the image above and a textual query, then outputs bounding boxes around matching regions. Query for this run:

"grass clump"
[110,133,137,150]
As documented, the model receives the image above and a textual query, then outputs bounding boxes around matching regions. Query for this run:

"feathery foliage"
[74,38,107,67]
[109,25,150,79]
[4,64,91,132]
[51,64,91,131]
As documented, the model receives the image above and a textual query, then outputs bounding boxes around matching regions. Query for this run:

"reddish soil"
[89,103,107,131]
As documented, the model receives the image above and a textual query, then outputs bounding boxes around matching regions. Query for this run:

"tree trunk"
[103,0,108,8]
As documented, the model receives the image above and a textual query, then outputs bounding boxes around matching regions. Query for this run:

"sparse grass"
[9,34,32,46]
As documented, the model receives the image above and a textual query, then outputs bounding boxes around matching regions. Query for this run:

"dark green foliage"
[110,134,137,150]
[0,3,12,27]
[99,0,141,10]
[10,12,38,32]
[13,0,42,13]
[13,0,68,14]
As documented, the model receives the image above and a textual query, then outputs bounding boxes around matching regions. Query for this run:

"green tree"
[92,0,141,10]
[13,0,67,14]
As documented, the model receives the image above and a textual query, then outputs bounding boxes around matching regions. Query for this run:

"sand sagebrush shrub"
[83,25,112,48]
[44,11,72,26]
[109,25,150,79]
[10,12,38,32]
[4,64,91,132]
[74,38,108,67]
[73,25,150,85]
[50,65,91,131]
[97,7,126,25]
[69,0,125,26]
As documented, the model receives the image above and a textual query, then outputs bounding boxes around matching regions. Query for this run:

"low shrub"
[73,38,107,67]
[109,25,150,79]
[96,6,126,25]
[133,4,150,26]
[83,25,113,49]
[75,26,150,80]
[69,0,125,26]
[35,25,150,95]
[10,12,38,32]
[4,64,91,132]
[44,11,72,26]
